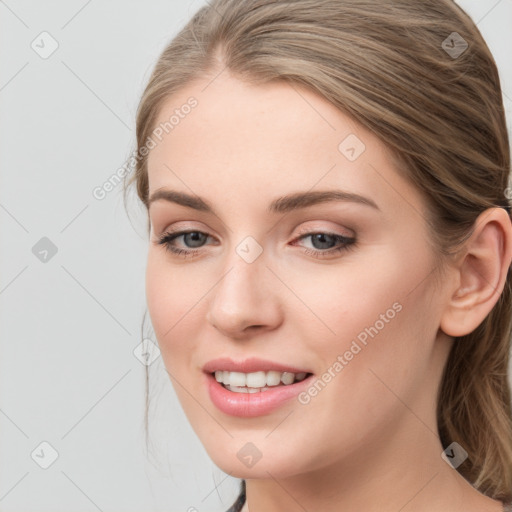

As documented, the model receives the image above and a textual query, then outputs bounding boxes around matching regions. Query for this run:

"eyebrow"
[148,188,380,214]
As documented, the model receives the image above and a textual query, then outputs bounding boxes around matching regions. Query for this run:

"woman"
[124,0,512,510]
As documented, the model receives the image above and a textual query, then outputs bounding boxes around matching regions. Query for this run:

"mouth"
[203,358,315,417]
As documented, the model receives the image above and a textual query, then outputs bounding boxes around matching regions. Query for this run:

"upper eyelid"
[156,218,354,235]
[157,225,353,236]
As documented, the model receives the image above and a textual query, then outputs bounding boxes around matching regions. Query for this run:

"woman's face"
[145,72,453,479]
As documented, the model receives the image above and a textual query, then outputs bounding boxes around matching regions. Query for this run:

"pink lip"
[202,357,311,374]
[202,358,314,418]
[205,373,314,417]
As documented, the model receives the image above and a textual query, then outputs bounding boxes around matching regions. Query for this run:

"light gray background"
[1,1,511,511]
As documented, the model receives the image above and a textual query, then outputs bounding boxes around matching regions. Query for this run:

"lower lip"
[205,372,314,417]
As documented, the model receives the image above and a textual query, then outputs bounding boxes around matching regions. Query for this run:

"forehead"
[148,74,344,164]
[145,72,423,218]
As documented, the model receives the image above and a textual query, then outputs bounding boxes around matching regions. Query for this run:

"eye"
[291,231,356,259]
[156,230,212,258]
[155,228,356,259]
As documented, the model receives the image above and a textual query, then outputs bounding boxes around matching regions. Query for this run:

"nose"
[206,251,284,340]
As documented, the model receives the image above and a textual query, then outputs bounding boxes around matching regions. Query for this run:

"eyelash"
[156,228,356,259]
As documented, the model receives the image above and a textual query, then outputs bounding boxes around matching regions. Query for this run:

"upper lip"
[203,357,312,374]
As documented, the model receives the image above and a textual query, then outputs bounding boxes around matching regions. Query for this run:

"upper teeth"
[215,370,307,388]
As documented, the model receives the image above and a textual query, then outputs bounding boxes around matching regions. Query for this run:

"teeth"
[281,372,295,385]
[229,371,246,387]
[246,371,266,388]
[214,370,309,390]
[226,385,261,393]
[266,371,281,386]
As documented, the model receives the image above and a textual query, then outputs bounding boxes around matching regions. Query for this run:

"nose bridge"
[206,235,282,335]
[213,238,268,313]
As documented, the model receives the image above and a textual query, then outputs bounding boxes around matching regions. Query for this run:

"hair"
[123,0,512,504]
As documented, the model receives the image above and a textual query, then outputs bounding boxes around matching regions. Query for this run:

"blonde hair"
[124,0,512,502]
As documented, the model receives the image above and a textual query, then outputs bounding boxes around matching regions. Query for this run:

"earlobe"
[440,207,512,338]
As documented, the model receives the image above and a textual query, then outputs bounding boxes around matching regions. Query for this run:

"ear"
[440,207,512,338]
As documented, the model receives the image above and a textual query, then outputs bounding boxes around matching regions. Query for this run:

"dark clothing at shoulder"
[226,480,245,512]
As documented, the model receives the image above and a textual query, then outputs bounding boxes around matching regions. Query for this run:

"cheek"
[146,253,173,338]
[145,252,202,371]
[299,248,438,412]
[281,252,413,354]
[293,243,438,392]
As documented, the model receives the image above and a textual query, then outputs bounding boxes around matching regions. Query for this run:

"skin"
[145,69,512,512]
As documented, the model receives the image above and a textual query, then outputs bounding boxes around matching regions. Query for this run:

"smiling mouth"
[212,370,312,393]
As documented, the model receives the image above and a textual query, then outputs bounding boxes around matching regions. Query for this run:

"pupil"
[311,233,335,250]
[185,232,206,248]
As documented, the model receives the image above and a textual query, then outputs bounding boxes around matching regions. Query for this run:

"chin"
[206,443,304,480]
